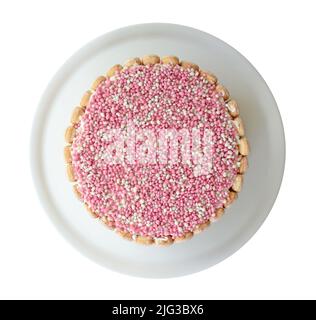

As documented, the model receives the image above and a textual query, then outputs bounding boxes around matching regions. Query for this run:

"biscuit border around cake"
[64,55,250,246]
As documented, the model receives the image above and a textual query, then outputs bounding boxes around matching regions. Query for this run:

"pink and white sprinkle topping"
[72,64,239,239]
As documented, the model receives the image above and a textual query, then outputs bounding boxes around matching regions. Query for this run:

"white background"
[0,0,315,300]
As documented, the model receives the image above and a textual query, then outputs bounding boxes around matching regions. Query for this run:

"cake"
[64,55,249,245]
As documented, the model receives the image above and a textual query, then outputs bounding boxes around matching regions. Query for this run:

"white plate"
[31,23,285,278]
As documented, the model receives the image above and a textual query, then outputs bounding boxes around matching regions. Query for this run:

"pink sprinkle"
[72,64,239,239]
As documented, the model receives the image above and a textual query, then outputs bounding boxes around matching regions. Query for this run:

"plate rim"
[30,23,286,278]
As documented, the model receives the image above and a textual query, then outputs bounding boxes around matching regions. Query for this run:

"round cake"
[64,55,249,245]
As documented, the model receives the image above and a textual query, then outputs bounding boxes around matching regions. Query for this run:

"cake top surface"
[71,63,239,239]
